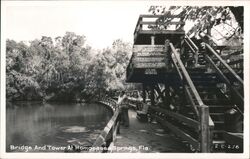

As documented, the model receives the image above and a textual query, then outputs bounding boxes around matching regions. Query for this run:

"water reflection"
[6,102,112,152]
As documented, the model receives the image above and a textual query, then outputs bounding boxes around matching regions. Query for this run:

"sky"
[4,1,156,49]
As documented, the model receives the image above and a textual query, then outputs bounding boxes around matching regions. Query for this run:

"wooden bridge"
[93,14,244,153]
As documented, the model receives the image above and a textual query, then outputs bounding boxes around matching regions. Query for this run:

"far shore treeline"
[6,32,132,102]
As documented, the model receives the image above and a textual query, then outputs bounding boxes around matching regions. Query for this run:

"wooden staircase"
[126,14,243,153]
[189,72,230,152]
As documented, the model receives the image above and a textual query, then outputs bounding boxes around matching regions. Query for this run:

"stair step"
[211,115,225,122]
[203,99,231,105]
[214,121,225,130]
[213,140,226,144]
[214,121,224,124]
[212,140,226,152]
[213,130,225,140]
[209,106,230,113]
[193,81,219,85]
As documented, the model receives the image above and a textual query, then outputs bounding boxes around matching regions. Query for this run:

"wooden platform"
[112,109,190,153]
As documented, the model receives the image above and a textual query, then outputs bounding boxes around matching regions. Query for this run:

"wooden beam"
[199,106,210,152]
[140,21,185,25]
[139,30,185,35]
[150,85,155,106]
[93,109,119,147]
[143,84,146,103]
[150,106,200,130]
[139,14,179,18]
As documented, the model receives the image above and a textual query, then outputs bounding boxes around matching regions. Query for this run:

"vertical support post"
[164,84,171,108]
[150,85,155,106]
[164,39,171,70]
[112,121,118,143]
[200,105,210,152]
[151,36,155,45]
[139,17,143,31]
[142,83,146,103]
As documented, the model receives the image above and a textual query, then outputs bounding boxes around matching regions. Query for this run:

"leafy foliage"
[6,32,131,102]
[148,6,243,46]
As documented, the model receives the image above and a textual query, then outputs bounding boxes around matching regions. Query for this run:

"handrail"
[205,54,244,109]
[205,43,243,86]
[169,43,214,125]
[184,35,199,66]
[185,35,199,52]
[93,98,120,151]
[170,43,204,106]
[169,42,214,152]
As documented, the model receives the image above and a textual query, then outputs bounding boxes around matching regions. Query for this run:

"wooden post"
[150,85,155,106]
[112,120,119,143]
[151,36,155,45]
[164,39,171,70]
[199,105,210,152]
[164,84,171,107]
[143,83,146,103]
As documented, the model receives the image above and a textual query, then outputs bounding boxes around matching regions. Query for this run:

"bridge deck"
[112,109,190,153]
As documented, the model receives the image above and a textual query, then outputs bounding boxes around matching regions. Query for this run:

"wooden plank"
[92,109,119,147]
[134,62,166,69]
[140,21,185,25]
[133,45,165,52]
[153,115,200,150]
[139,14,179,18]
[145,69,157,75]
[150,106,200,130]
[139,14,163,18]
[133,57,165,63]
[134,52,165,57]
[139,30,185,35]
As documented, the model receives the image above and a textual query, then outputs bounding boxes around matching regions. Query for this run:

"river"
[6,102,113,152]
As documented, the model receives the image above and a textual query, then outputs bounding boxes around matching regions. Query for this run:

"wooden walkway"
[112,109,191,153]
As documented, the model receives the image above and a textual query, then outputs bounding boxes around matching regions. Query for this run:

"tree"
[148,6,243,46]
[6,33,131,102]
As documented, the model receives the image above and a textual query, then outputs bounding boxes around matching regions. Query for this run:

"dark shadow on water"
[6,102,112,152]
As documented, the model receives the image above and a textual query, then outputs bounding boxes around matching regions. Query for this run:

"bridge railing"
[92,98,120,152]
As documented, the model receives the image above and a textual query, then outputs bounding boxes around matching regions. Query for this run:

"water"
[6,102,113,152]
